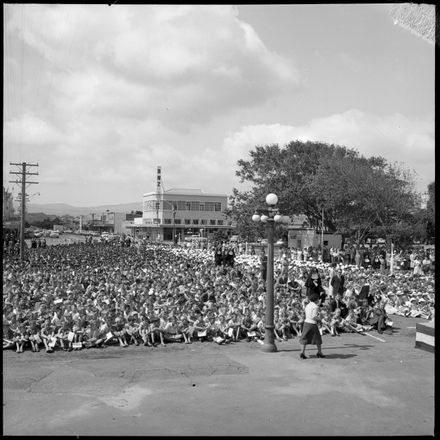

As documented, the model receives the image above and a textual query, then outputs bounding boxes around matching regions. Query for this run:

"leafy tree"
[426,181,435,240]
[230,140,421,246]
[233,141,358,231]
[212,229,229,244]
[308,154,421,243]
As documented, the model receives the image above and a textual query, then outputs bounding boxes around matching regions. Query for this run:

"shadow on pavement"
[277,343,372,354]
[342,343,374,350]
[276,347,358,359]
[318,353,357,359]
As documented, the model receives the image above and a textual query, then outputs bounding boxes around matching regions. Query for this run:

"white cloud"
[6,4,300,127]
[4,113,63,147]
[222,109,435,192]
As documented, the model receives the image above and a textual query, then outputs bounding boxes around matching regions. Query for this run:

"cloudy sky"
[3,4,435,207]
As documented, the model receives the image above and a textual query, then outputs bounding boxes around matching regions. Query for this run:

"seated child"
[215,315,233,344]
[368,300,391,334]
[40,317,56,353]
[227,312,242,342]
[178,316,192,344]
[240,311,259,342]
[163,315,184,343]
[125,315,140,345]
[28,319,42,352]
[138,314,152,346]
[149,315,166,347]
[330,308,343,336]
[274,309,288,341]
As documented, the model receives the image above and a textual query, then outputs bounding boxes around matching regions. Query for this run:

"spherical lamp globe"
[266,193,278,206]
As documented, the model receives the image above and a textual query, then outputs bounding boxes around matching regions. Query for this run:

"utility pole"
[9,162,39,260]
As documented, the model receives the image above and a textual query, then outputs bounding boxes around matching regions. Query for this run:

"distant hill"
[26,212,60,223]
[27,202,143,217]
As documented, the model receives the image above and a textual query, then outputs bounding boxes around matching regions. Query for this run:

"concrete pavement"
[3,314,435,436]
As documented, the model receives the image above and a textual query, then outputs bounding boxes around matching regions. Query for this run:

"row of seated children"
[4,310,274,353]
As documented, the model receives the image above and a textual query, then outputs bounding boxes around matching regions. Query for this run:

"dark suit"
[358,284,374,305]
[305,277,326,304]
[329,297,348,318]
[331,274,345,295]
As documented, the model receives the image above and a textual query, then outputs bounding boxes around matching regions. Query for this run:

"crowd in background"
[3,232,435,354]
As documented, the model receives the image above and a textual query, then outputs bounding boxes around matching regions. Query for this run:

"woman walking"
[299,292,325,359]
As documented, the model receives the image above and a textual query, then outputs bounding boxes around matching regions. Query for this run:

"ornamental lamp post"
[252,193,290,353]
[155,201,160,242]
[172,204,177,245]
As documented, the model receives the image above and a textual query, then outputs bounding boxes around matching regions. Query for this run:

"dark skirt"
[299,322,322,346]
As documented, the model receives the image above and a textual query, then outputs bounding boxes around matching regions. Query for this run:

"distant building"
[287,214,342,249]
[288,227,342,250]
[123,166,234,241]
[126,187,233,241]
[3,187,14,222]
[82,211,136,235]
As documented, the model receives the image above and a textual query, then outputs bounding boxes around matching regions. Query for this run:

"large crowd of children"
[3,236,435,354]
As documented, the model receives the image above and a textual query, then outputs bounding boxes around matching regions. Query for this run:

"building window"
[184,219,191,225]
[210,219,216,225]
[164,219,172,224]
[177,201,186,210]
[193,219,199,225]
[163,201,175,211]
[205,202,214,211]
[217,220,224,225]
[201,219,207,225]
[199,203,205,211]
[143,200,155,211]
[186,202,191,211]
[190,201,200,211]
[215,202,222,212]
[174,219,181,225]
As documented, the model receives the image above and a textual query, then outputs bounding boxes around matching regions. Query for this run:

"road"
[3,314,434,436]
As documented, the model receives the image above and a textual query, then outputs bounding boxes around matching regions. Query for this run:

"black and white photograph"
[3,3,435,436]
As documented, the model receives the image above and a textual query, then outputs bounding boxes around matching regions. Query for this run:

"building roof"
[143,188,228,198]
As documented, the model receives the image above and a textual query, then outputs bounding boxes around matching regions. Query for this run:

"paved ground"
[3,315,434,436]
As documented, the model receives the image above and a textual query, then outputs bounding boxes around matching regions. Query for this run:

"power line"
[9,162,39,260]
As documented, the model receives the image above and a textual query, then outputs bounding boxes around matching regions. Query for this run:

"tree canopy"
[227,140,427,245]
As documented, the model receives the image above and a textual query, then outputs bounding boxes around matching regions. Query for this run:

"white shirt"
[304,301,321,324]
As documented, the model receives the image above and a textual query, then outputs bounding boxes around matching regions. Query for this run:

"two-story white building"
[128,187,232,241]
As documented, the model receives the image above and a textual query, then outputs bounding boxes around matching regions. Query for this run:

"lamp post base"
[261,332,278,352]
[261,342,278,353]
